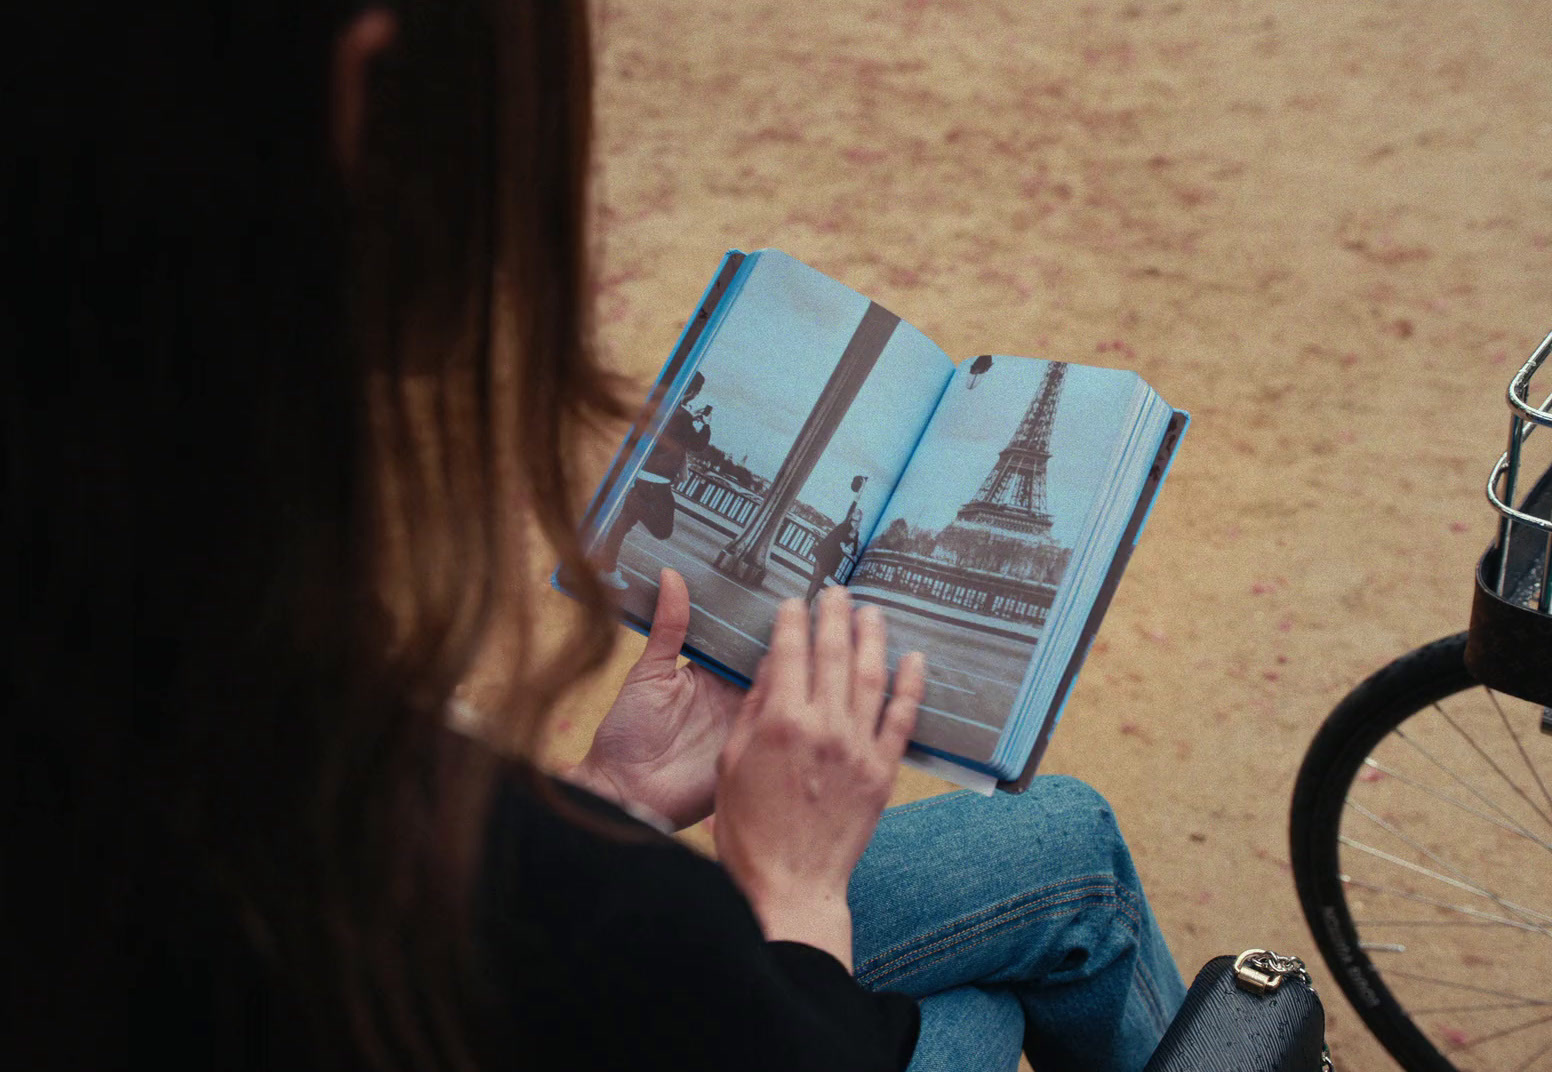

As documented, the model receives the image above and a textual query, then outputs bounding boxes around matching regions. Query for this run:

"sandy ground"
[533,2,1552,1068]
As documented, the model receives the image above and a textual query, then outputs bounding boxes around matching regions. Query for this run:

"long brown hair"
[8,2,622,1068]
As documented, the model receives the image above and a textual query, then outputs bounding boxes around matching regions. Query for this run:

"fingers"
[850,604,888,739]
[877,652,925,758]
[811,587,852,715]
[753,595,916,760]
[739,656,770,722]
[724,655,769,760]
[766,598,810,716]
[637,568,691,674]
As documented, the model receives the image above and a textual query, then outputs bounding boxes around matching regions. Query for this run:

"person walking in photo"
[806,501,862,604]
[596,372,713,590]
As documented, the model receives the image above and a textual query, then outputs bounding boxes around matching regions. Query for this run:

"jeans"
[848,777,1187,1072]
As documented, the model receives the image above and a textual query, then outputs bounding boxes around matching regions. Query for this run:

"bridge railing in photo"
[849,549,1058,628]
[676,467,761,530]
[772,515,859,583]
[673,466,859,583]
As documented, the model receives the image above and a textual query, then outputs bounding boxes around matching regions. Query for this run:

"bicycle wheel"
[1291,632,1552,1072]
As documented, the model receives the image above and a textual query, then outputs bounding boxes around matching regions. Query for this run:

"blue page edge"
[994,406,1190,790]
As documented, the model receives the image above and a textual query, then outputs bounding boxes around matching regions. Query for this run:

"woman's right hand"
[713,588,925,970]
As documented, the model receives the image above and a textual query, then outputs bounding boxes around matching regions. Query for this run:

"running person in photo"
[596,372,713,590]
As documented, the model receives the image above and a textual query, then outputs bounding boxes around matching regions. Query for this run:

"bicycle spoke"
[1354,919,1535,927]
[1337,835,1552,931]
[1434,700,1552,831]
[1485,688,1552,818]
[1361,758,1552,854]
[1411,1000,1552,1015]
[1346,801,1551,931]
[1456,1010,1552,1052]
[1397,725,1551,845]
[1383,967,1552,1006]
[1512,1036,1552,1072]
[1341,876,1551,934]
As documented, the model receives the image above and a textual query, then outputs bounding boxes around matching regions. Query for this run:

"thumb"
[636,568,691,674]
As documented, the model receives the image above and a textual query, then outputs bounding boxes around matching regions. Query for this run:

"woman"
[7,3,1184,1070]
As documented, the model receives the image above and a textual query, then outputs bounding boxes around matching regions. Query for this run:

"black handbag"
[1142,949,1333,1072]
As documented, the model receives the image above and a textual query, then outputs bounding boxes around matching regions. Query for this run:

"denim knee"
[1008,775,1141,896]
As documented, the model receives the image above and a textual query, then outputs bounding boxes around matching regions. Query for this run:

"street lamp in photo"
[967,354,993,389]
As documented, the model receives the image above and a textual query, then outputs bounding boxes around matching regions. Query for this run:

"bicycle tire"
[1291,632,1552,1072]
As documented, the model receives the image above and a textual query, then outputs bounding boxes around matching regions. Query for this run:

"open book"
[568,250,1187,793]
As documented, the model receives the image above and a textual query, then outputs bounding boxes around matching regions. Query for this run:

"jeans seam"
[1109,908,1167,1030]
[877,884,1146,986]
[1105,893,1167,1030]
[1108,886,1171,1031]
[856,872,1116,969]
[859,885,1145,988]
[864,898,1129,989]
[1137,961,1169,1032]
[857,880,1120,980]
[1135,937,1172,1032]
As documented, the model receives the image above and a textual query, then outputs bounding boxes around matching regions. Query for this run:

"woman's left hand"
[569,568,742,829]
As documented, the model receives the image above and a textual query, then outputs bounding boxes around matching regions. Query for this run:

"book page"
[591,251,953,681]
[847,356,1145,769]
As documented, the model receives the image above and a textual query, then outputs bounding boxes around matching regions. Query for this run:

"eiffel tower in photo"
[950,361,1066,539]
[849,360,1073,627]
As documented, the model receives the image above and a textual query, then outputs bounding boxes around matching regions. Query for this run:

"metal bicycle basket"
[1467,329,1552,711]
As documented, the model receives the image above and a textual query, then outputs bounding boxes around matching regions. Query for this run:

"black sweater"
[474,774,921,1070]
[22,764,918,1070]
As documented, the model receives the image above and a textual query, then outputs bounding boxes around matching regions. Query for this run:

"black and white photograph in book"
[586,251,951,679]
[848,357,1117,766]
